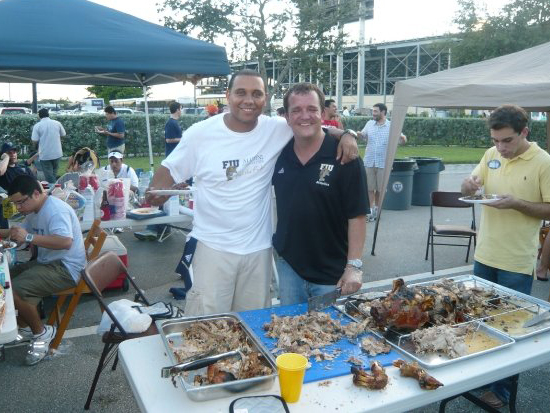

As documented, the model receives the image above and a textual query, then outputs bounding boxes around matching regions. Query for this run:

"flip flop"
[537,276,549,281]
[479,391,505,409]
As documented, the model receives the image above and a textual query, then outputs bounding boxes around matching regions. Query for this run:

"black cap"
[0,142,18,155]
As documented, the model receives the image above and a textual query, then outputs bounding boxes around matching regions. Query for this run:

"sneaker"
[134,230,158,241]
[25,325,57,366]
[114,227,124,234]
[12,327,34,344]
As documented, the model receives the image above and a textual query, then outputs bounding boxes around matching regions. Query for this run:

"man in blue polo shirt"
[272,83,369,305]
[165,102,182,156]
[97,106,126,153]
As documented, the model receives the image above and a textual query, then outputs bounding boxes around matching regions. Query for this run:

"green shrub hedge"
[0,114,205,157]
[0,114,546,157]
[342,117,548,148]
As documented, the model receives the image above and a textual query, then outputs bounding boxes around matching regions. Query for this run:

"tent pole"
[546,113,550,153]
[31,83,38,113]
[370,209,382,256]
[142,85,154,171]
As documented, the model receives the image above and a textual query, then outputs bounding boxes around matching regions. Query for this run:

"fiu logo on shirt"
[316,163,334,186]
[222,159,239,181]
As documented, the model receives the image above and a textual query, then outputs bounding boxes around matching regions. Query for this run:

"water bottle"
[81,185,95,223]
[138,172,150,206]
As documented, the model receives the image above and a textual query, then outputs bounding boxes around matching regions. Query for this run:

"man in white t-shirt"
[101,150,139,193]
[147,70,358,316]
[31,108,66,184]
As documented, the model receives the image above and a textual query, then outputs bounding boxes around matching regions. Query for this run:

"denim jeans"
[474,260,533,403]
[276,257,336,306]
[40,158,60,184]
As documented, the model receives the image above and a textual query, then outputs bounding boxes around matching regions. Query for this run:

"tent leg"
[370,209,382,256]
[143,85,154,171]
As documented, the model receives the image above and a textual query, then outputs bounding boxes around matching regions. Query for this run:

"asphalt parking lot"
[2,164,550,412]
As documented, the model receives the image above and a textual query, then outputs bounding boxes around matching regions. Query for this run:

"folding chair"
[83,251,157,410]
[46,219,107,350]
[425,191,477,274]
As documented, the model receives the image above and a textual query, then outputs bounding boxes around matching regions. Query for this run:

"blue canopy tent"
[0,0,230,167]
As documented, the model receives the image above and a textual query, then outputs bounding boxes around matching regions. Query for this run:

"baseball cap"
[0,142,18,155]
[108,151,123,159]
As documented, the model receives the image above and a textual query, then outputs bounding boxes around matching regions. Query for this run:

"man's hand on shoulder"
[337,266,363,295]
[336,132,359,165]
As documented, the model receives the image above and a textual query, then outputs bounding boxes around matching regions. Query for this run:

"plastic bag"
[97,299,152,334]
[107,178,127,219]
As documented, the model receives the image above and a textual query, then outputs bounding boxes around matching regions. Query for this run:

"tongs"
[161,349,242,378]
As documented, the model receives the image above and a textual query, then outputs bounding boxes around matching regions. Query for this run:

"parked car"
[113,107,143,114]
[182,107,206,116]
[0,107,30,115]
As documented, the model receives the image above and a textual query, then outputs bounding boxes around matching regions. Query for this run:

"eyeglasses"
[13,196,30,207]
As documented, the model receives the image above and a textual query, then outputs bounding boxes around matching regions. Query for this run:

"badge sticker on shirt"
[487,159,501,169]
[316,163,334,187]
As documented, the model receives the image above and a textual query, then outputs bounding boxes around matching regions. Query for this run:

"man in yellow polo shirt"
[461,104,550,408]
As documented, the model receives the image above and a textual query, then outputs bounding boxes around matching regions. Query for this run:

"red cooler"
[100,235,129,291]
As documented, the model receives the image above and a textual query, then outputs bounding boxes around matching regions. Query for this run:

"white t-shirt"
[22,196,86,282]
[102,164,139,188]
[31,117,66,160]
[162,114,293,254]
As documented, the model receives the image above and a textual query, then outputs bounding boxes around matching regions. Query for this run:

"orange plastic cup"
[276,353,308,403]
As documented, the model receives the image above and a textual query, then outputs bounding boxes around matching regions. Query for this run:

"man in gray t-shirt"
[31,108,66,184]
[1,175,85,365]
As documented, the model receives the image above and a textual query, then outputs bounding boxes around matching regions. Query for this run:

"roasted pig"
[351,361,388,390]
[393,359,443,390]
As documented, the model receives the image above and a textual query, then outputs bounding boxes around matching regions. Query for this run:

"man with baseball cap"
[0,141,35,228]
[101,150,138,193]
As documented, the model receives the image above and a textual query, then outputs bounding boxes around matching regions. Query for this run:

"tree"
[159,0,352,111]
[450,0,550,67]
[85,85,145,104]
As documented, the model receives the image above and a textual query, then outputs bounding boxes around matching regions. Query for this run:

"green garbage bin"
[411,157,445,206]
[382,158,417,211]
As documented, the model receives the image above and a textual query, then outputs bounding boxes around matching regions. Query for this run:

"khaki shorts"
[184,241,272,316]
[11,260,76,305]
[366,167,385,192]
[108,143,125,154]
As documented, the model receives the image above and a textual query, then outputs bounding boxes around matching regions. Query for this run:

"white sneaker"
[25,325,57,366]
[114,227,124,233]
[12,327,34,344]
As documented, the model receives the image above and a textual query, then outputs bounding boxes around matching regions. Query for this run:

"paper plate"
[129,207,161,215]
[459,195,502,204]
[148,188,194,196]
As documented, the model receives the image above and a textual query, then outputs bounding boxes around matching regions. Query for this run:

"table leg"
[0,344,5,362]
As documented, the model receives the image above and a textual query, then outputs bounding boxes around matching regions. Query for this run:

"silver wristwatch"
[341,129,358,140]
[347,259,363,269]
[25,233,34,243]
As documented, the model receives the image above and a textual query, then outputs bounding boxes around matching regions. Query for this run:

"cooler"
[100,235,129,291]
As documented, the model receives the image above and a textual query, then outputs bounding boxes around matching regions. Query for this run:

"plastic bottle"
[81,185,95,223]
[100,190,111,221]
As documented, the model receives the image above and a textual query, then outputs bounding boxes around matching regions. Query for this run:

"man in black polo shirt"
[272,83,369,305]
[0,141,35,228]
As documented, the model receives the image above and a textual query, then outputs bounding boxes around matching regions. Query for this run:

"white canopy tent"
[372,41,550,253]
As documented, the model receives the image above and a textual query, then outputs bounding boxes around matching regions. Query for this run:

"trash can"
[411,157,445,206]
[382,158,417,211]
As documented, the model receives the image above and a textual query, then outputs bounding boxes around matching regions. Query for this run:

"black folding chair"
[425,191,477,274]
[82,252,156,410]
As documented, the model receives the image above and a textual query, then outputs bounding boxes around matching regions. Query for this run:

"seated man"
[101,150,138,193]
[2,175,86,365]
[0,141,35,228]
[66,147,100,172]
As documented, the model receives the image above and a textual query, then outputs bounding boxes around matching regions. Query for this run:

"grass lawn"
[357,145,487,164]
[57,146,487,173]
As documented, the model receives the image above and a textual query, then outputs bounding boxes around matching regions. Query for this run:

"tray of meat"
[157,313,277,402]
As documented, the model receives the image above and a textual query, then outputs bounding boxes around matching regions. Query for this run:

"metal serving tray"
[412,275,550,340]
[336,275,550,340]
[371,320,514,368]
[156,313,278,402]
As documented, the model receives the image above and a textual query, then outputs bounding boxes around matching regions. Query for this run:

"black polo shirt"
[0,163,34,191]
[272,133,369,285]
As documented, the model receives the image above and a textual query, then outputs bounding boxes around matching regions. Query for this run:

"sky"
[0,0,509,103]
